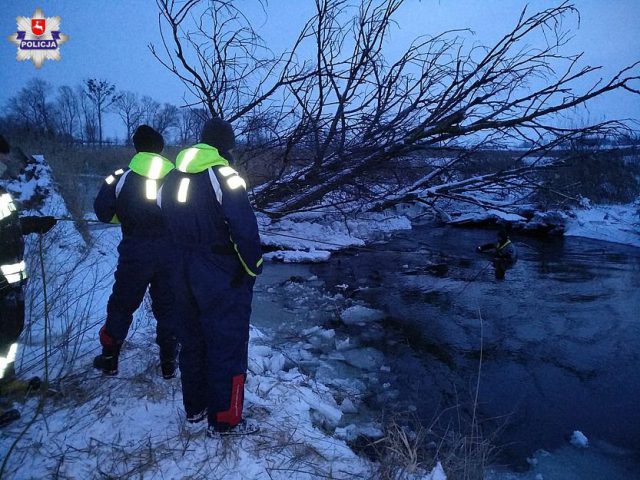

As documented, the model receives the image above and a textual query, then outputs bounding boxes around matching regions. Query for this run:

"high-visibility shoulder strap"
[115,170,131,199]
[207,168,223,205]
[497,239,511,251]
[157,184,164,209]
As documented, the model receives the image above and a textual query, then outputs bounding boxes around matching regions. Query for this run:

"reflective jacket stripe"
[0,343,19,379]
[1,260,27,284]
[0,193,17,220]
[115,170,131,199]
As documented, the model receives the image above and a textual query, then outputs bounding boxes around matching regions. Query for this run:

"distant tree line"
[0,78,207,146]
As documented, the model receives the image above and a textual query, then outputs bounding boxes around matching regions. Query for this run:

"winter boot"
[206,419,260,437]
[93,347,119,375]
[160,360,176,379]
[94,326,122,375]
[186,408,208,424]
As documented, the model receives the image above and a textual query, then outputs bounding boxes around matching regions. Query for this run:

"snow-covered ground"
[1,156,445,479]
[564,202,640,248]
[259,209,413,263]
[442,193,640,249]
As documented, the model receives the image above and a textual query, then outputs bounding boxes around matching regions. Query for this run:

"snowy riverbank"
[258,200,640,267]
[564,202,640,248]
[3,154,637,479]
[1,156,448,478]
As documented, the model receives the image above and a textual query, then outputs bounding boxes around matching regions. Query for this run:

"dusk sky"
[1,0,639,140]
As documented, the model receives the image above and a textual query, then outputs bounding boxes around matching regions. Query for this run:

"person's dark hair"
[0,134,10,154]
[200,118,235,159]
[132,125,164,153]
[497,228,509,243]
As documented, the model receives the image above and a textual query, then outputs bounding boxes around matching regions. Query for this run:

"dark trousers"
[171,249,253,427]
[0,288,24,381]
[104,237,177,355]
[493,257,515,280]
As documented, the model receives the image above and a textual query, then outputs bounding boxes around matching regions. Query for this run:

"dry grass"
[371,415,427,478]
[364,410,497,480]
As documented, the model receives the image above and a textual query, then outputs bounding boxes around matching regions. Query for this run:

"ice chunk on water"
[340,397,358,414]
[334,424,358,441]
[340,347,384,370]
[336,337,352,351]
[264,249,332,263]
[356,422,384,439]
[570,430,589,448]
[306,396,343,428]
[249,345,286,374]
[302,326,336,340]
[341,305,385,325]
[428,462,447,480]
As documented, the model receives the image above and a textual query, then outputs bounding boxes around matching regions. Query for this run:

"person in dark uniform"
[158,118,262,435]
[0,134,56,426]
[93,126,178,378]
[477,228,518,280]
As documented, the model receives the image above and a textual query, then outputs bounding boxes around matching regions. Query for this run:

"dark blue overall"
[158,144,262,429]
[94,153,177,357]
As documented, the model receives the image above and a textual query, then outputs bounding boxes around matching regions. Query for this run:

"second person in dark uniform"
[158,118,262,435]
[93,126,178,378]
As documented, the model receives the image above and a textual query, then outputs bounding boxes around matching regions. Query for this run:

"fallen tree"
[153,0,639,217]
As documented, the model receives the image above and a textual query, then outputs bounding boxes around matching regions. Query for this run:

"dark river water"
[308,224,640,469]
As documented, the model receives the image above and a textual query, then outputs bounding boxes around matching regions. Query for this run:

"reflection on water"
[312,225,640,468]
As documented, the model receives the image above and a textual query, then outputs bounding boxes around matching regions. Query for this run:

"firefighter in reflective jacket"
[158,118,262,435]
[0,134,56,426]
[477,229,518,280]
[93,126,178,378]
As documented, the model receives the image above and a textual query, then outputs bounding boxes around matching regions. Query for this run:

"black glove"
[0,408,20,427]
[19,216,57,234]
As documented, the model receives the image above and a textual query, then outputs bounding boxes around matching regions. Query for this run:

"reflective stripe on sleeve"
[6,343,17,363]
[0,343,18,380]
[218,166,237,177]
[1,261,27,284]
[0,193,17,220]
[227,175,247,190]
